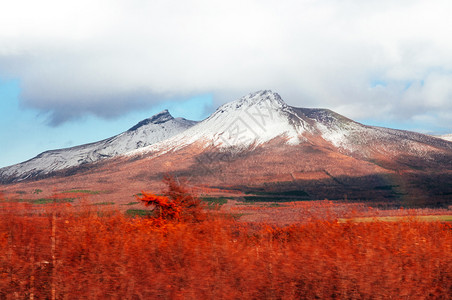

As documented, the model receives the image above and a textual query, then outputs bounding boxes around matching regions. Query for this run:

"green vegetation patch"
[125,209,153,217]
[32,189,43,194]
[242,190,310,202]
[271,190,309,197]
[373,185,399,191]
[245,189,309,196]
[243,195,310,202]
[92,202,115,206]
[32,198,74,204]
[201,197,229,207]
[265,203,287,207]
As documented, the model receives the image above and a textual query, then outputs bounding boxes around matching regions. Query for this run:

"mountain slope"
[0,110,197,183]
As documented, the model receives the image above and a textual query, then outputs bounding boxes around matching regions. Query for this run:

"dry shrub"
[137,175,205,223]
[0,186,451,299]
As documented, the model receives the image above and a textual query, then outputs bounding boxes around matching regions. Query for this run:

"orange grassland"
[0,180,451,299]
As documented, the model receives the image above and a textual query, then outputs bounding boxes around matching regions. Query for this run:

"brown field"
[0,180,451,299]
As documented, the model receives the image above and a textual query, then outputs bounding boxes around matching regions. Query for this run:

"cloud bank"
[1,0,452,131]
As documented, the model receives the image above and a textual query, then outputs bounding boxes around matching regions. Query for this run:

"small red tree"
[137,192,181,220]
[137,175,205,222]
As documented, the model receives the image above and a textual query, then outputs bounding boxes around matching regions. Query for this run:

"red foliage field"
[0,181,451,299]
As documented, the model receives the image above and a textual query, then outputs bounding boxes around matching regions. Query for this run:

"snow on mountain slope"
[129,90,452,163]
[130,91,310,156]
[438,134,452,142]
[0,110,197,182]
[299,107,452,159]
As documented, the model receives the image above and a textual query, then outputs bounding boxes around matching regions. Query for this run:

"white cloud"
[0,0,451,131]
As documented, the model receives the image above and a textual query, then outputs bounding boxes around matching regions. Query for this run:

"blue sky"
[1,0,452,167]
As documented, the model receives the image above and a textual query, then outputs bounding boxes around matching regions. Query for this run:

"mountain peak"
[128,110,174,131]
[217,90,286,113]
[134,90,304,151]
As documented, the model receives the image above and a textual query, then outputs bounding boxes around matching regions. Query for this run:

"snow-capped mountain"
[2,90,452,198]
[130,91,303,155]
[1,90,451,206]
[131,90,452,163]
[0,110,197,182]
[114,90,449,206]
